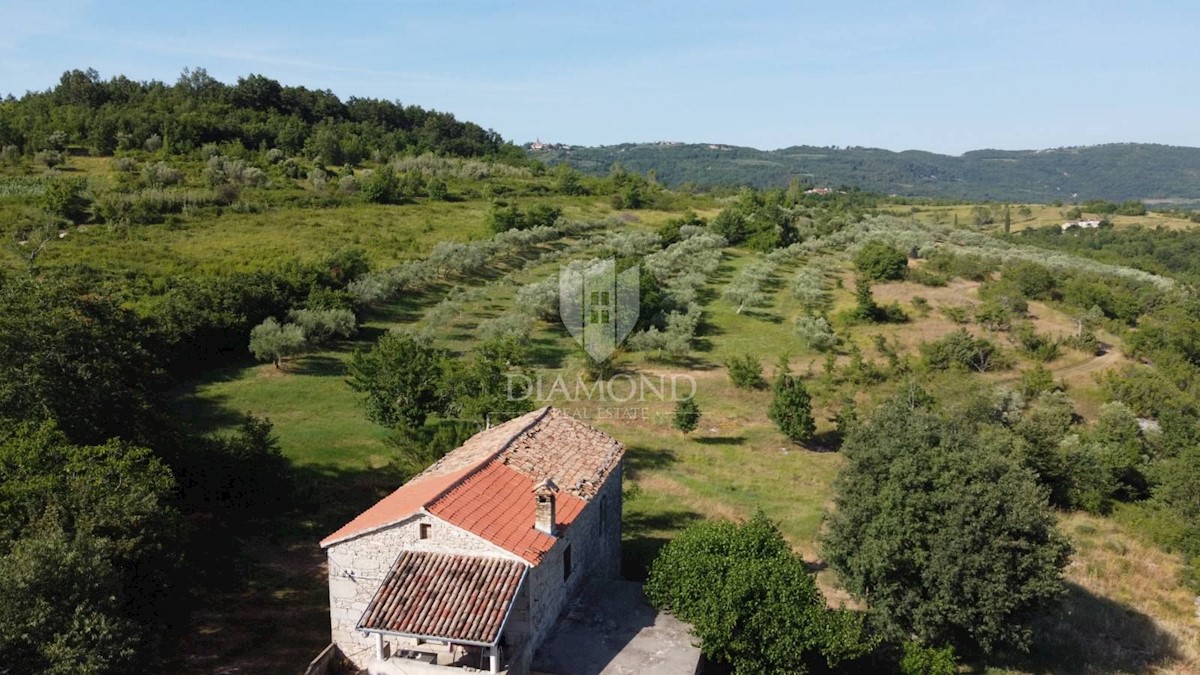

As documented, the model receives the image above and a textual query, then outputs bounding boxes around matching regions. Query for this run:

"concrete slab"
[531,579,701,675]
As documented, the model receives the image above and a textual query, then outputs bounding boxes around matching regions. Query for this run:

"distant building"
[529,138,546,151]
[804,187,833,195]
[319,407,624,674]
[1061,219,1103,232]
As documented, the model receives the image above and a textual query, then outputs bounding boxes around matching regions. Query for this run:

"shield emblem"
[559,259,640,362]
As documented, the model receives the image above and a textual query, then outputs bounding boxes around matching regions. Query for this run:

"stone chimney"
[533,478,559,536]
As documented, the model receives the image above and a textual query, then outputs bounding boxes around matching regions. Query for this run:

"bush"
[939,304,971,324]
[646,513,872,673]
[725,354,763,389]
[141,161,184,188]
[143,133,163,152]
[34,149,64,168]
[847,278,908,324]
[672,397,701,434]
[855,240,908,281]
[920,328,1011,372]
[39,176,90,223]
[1018,364,1059,399]
[900,641,957,675]
[110,156,137,173]
[1010,322,1060,362]
[768,371,815,443]
[0,145,21,166]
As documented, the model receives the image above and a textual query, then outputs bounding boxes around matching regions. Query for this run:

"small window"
[563,545,572,580]
[419,523,431,540]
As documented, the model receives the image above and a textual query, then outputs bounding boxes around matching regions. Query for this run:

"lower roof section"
[358,550,527,646]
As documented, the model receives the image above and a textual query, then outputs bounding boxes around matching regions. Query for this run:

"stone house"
[320,407,624,674]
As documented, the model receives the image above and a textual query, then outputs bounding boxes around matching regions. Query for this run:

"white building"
[319,407,624,674]
[1061,219,1103,232]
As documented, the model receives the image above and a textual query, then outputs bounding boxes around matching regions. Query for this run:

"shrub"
[34,150,64,168]
[920,328,1011,372]
[939,304,971,324]
[725,354,763,389]
[847,278,908,324]
[143,133,163,152]
[911,295,930,314]
[768,371,815,443]
[110,156,137,173]
[672,397,701,434]
[646,513,872,673]
[1018,364,1059,399]
[141,161,184,188]
[39,176,90,223]
[908,266,948,287]
[0,145,21,166]
[1010,322,1060,362]
[974,301,1013,331]
[264,148,285,164]
[855,240,908,281]
[900,642,957,675]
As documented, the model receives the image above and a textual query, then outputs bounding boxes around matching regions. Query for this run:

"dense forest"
[530,142,1200,203]
[0,68,521,163]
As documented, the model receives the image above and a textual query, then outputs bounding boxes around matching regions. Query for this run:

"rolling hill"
[529,142,1200,203]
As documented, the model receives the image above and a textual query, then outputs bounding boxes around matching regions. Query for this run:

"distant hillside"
[0,68,521,162]
[529,142,1200,203]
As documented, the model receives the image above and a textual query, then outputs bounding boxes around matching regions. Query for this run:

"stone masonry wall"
[525,465,624,650]
[326,460,624,672]
[326,513,523,670]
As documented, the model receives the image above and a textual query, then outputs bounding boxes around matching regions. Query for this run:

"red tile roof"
[428,461,586,564]
[358,551,525,645]
[320,407,624,553]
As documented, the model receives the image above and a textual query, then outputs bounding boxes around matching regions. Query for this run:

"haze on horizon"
[1,0,1196,155]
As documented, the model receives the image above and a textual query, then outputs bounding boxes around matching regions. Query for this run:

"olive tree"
[248,317,307,368]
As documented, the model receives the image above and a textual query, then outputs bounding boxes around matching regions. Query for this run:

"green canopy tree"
[824,394,1071,655]
[646,513,872,674]
[347,332,448,430]
[248,317,307,368]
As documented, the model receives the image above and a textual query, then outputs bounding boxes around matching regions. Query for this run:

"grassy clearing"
[988,512,1200,674]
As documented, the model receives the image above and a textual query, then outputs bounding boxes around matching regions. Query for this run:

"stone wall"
[524,464,624,648]
[325,512,522,669]
[325,459,624,673]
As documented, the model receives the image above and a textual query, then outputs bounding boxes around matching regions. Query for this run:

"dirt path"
[1053,349,1124,382]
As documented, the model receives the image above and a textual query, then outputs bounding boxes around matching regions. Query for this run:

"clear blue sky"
[1,0,1195,154]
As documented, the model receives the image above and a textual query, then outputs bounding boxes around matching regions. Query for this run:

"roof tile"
[358,551,525,645]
